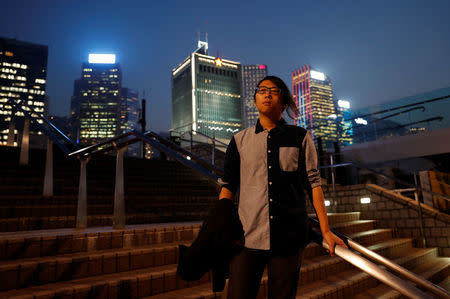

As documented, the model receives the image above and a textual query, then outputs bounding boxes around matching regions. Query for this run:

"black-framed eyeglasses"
[256,86,282,95]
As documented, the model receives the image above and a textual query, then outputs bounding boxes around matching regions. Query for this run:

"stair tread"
[0,264,176,297]
[0,221,202,240]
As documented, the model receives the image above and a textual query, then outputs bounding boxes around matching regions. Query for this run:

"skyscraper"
[292,65,338,149]
[171,41,242,142]
[71,54,125,145]
[120,87,140,157]
[335,100,353,146]
[0,37,48,147]
[242,64,267,128]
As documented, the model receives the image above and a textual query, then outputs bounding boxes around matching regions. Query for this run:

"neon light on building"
[88,54,116,64]
[292,65,339,149]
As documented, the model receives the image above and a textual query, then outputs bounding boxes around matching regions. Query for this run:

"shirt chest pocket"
[279,147,299,172]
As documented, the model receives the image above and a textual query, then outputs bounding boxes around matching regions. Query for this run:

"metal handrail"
[171,129,228,147]
[67,130,223,176]
[319,161,450,203]
[309,219,448,298]
[6,98,78,154]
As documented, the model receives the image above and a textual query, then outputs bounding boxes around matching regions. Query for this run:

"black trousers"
[227,247,304,299]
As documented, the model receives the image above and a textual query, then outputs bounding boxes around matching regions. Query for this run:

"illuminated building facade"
[120,87,140,157]
[171,41,242,141]
[242,64,267,128]
[0,37,48,147]
[71,54,123,145]
[335,100,353,146]
[292,65,338,149]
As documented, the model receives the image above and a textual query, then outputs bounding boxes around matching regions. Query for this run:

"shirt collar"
[255,118,287,134]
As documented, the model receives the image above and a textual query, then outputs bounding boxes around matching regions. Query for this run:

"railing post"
[43,137,53,197]
[76,157,89,229]
[19,118,30,165]
[211,133,215,167]
[7,108,16,146]
[330,153,336,193]
[414,172,427,247]
[113,146,127,229]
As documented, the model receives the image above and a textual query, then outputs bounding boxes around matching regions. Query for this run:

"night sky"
[1,0,449,133]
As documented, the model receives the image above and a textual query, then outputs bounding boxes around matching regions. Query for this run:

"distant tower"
[292,65,338,149]
[0,37,48,147]
[171,40,242,142]
[70,54,138,147]
[242,64,268,128]
[336,100,353,146]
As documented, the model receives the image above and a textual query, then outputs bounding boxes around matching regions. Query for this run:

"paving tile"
[137,273,152,297]
[164,271,177,292]
[56,235,73,254]
[97,232,112,250]
[72,256,89,279]
[90,281,109,299]
[111,231,123,248]
[37,260,56,284]
[102,252,116,274]
[151,272,164,295]
[88,254,103,276]
[117,251,130,272]
[6,238,24,259]
[55,257,73,281]
[0,264,19,291]
[41,235,57,257]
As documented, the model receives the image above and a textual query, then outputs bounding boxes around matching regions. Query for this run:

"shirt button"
[268,150,271,153]
[269,182,272,185]
[268,165,272,169]
[270,216,273,220]
[269,198,273,202]
[268,135,271,139]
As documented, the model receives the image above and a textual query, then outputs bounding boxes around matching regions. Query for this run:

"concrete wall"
[317,184,450,256]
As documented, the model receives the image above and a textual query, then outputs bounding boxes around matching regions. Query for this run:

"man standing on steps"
[218,76,347,299]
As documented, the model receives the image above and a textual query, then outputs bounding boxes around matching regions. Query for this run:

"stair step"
[0,242,188,291]
[0,224,408,294]
[0,222,202,260]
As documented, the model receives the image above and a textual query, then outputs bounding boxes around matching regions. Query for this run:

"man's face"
[254,80,285,118]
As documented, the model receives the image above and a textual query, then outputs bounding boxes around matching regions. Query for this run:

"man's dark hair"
[254,75,299,119]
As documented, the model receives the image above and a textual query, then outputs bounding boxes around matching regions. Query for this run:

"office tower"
[120,87,140,157]
[0,37,48,147]
[71,54,123,145]
[292,64,338,149]
[335,100,353,146]
[242,64,268,128]
[119,88,139,134]
[171,40,242,142]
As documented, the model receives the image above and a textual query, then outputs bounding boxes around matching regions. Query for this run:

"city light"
[88,54,116,64]
[338,100,350,109]
[310,70,325,81]
[328,114,337,119]
[324,200,331,207]
[259,65,266,69]
[214,58,223,67]
[360,197,371,204]
[355,117,368,125]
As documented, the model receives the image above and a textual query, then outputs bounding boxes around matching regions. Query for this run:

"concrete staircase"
[0,212,448,298]
[0,146,449,298]
[0,146,217,232]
